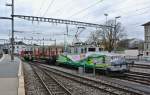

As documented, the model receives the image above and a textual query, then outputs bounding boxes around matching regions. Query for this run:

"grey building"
[142,22,150,56]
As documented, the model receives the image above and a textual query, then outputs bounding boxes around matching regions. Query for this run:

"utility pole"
[5,0,14,60]
[42,37,44,57]
[11,0,14,60]
[54,39,56,46]
[64,24,68,54]
[7,0,14,61]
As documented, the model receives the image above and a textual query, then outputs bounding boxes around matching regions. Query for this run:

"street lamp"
[115,16,121,26]
[114,16,121,52]
[104,13,108,25]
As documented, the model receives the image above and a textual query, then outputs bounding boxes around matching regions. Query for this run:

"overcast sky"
[0,0,150,45]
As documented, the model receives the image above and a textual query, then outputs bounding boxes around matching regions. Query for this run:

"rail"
[122,71,150,86]
[36,63,147,95]
[31,64,72,95]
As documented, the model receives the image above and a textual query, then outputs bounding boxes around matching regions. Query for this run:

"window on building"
[147,44,149,49]
[88,48,96,52]
[84,48,87,53]
[74,48,78,53]
[146,52,149,56]
[81,48,84,53]
[99,48,102,51]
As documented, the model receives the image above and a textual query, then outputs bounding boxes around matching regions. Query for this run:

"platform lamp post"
[114,16,121,53]
[104,13,108,25]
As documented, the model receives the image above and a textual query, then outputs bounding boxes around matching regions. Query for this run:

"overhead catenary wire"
[78,3,150,28]
[67,0,134,19]
[80,3,150,21]
[53,0,125,19]
[105,1,150,15]
[71,0,150,23]
[49,0,73,15]
[42,0,55,17]
[68,0,104,18]
[34,0,47,16]
[2,0,149,42]
[122,7,150,18]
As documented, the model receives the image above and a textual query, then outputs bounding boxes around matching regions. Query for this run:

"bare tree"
[87,30,101,45]
[101,20,126,52]
[87,20,126,52]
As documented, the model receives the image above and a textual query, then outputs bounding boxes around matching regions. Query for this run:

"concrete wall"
[125,49,139,56]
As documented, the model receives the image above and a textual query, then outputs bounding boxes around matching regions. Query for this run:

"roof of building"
[142,21,150,26]
[49,45,64,48]
[14,41,26,45]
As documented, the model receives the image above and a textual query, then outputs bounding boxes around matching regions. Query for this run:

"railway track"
[33,65,106,95]
[133,64,150,69]
[31,65,72,95]
[23,63,51,95]
[122,71,150,86]
[34,63,149,95]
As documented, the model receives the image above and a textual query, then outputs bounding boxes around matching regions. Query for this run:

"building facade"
[5,41,34,55]
[68,42,104,54]
[143,22,150,56]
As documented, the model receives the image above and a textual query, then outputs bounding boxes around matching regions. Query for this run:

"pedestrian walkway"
[0,54,25,95]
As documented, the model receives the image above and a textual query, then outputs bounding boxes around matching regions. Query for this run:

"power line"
[116,5,150,16]
[49,0,74,15]
[80,5,150,26]
[54,0,124,19]
[106,1,150,14]
[67,0,131,19]
[123,8,150,19]
[80,3,150,21]
[42,0,55,17]
[35,0,46,16]
[68,0,104,18]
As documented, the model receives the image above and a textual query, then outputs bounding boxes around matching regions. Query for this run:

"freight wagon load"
[57,52,131,72]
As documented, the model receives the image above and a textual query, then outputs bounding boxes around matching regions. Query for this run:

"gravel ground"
[135,61,150,65]
[47,71,106,95]
[23,62,49,95]
[24,63,108,95]
[41,64,150,95]
[130,67,150,74]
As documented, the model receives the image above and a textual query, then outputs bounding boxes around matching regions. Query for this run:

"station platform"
[0,54,25,95]
[135,61,150,65]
